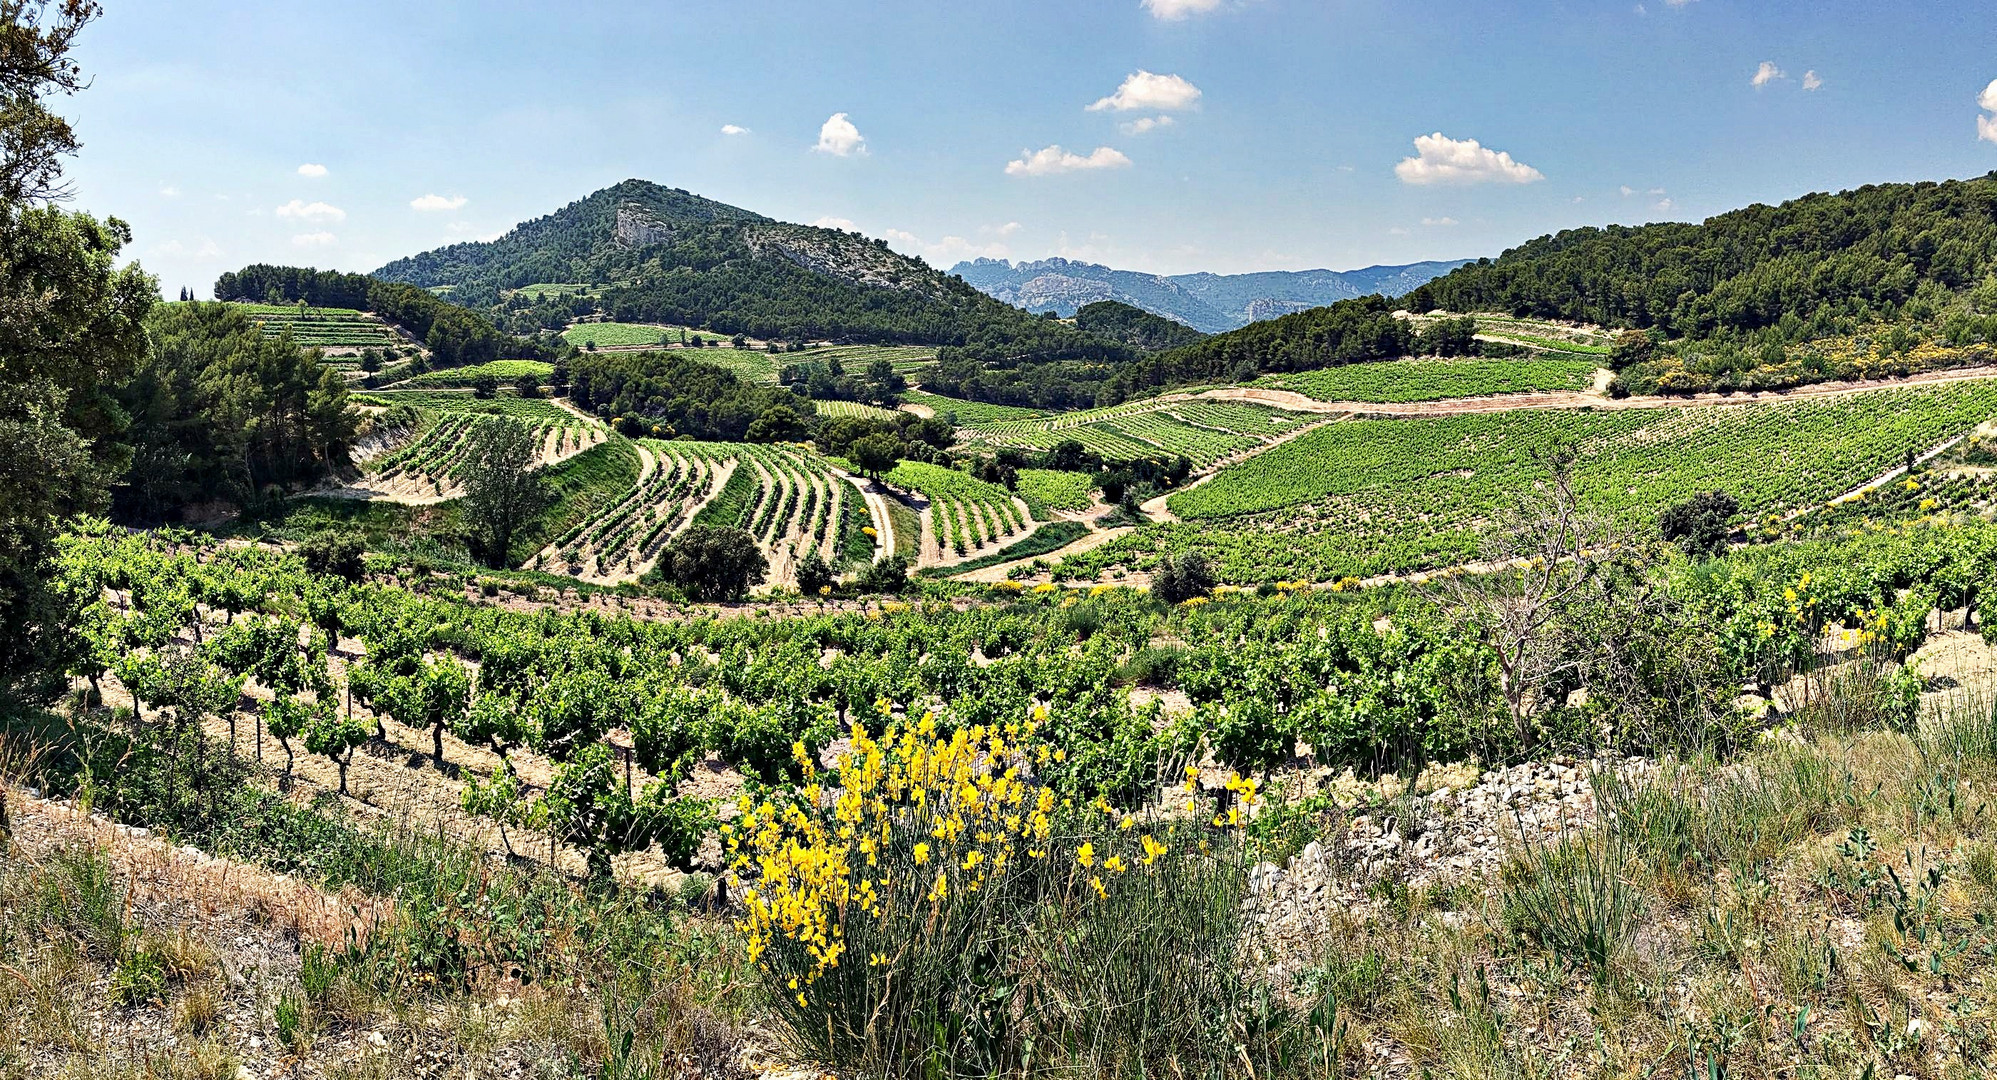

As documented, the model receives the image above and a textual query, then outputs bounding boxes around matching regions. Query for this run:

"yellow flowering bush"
[725,702,1267,1077]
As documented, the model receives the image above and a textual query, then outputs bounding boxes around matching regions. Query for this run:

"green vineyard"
[900,388,1045,424]
[390,359,554,390]
[354,392,607,498]
[562,322,730,348]
[884,461,1032,558]
[536,438,881,585]
[1047,381,1997,584]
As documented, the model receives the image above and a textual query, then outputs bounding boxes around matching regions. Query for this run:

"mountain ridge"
[950,256,1471,333]
[369,179,1119,356]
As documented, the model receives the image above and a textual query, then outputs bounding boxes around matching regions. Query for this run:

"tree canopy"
[117,302,354,519]
[567,350,815,442]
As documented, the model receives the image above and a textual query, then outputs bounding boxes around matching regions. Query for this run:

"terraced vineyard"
[533,441,737,581]
[1267,356,1599,403]
[969,398,1310,467]
[1015,469,1097,518]
[883,461,1034,561]
[562,322,731,349]
[351,392,608,501]
[812,400,903,421]
[1053,380,1997,584]
[230,302,405,349]
[391,359,554,390]
[791,344,936,374]
[681,444,877,586]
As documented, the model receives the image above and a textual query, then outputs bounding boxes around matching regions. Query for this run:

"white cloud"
[291,232,337,248]
[721,124,749,136]
[296,163,327,178]
[1090,71,1202,113]
[1420,217,1459,227]
[1982,79,1997,113]
[1620,185,1635,196]
[159,186,179,197]
[1005,145,1133,177]
[1120,115,1177,135]
[814,113,867,156]
[410,194,468,212]
[1394,133,1543,186]
[1141,0,1222,19]
[883,227,1009,265]
[275,199,345,222]
[984,221,1022,237]
[1981,114,1997,145]
[811,216,858,231]
[1802,70,1823,91]
[1656,197,1676,211]
[1752,61,1785,88]
[1388,227,1411,236]
[155,237,222,258]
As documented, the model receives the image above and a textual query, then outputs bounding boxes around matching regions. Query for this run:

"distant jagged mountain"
[950,257,1471,333]
[371,180,1121,356]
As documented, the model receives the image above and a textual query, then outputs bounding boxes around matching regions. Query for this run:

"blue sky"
[61,0,1997,297]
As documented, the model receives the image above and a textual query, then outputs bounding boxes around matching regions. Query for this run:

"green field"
[230,302,404,349]
[970,399,1309,467]
[789,344,937,374]
[391,359,554,390]
[1047,381,1997,584]
[1269,357,1599,403]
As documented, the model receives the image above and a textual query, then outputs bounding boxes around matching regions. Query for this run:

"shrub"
[795,550,835,596]
[1151,552,1215,604]
[1499,832,1645,981]
[731,709,1286,1079]
[855,554,909,596]
[297,530,365,582]
[1660,490,1739,558]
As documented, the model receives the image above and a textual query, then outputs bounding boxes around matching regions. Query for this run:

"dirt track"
[952,526,1136,584]
[1189,364,1997,418]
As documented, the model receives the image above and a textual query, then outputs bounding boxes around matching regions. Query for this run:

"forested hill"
[373,180,769,301]
[368,179,1128,357]
[1413,172,1997,344]
[1074,300,1206,352]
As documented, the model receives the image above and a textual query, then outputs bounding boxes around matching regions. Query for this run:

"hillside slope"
[951,256,1469,332]
[1417,172,1997,342]
[373,179,1121,354]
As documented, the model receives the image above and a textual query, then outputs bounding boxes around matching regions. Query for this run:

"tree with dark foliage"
[0,1,159,709]
[1151,553,1216,604]
[459,417,549,567]
[1660,491,1740,559]
[653,525,768,602]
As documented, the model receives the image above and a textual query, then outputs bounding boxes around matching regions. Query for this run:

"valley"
[15,6,1997,1076]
